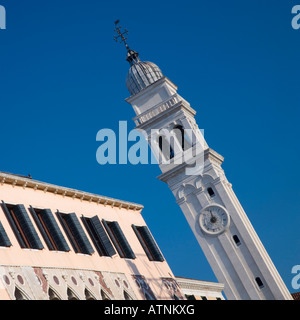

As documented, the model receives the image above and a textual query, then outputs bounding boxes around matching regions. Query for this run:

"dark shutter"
[40,209,70,252]
[2,201,27,248]
[60,212,94,255]
[0,221,11,247]
[133,225,164,262]
[103,220,135,259]
[12,205,44,250]
[139,226,164,261]
[89,216,116,256]
[30,207,70,252]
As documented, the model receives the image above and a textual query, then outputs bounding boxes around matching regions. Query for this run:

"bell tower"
[115,22,292,300]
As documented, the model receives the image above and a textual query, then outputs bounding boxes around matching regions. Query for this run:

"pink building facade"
[0,171,184,300]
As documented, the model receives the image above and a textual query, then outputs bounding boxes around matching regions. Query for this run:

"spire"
[114,20,140,66]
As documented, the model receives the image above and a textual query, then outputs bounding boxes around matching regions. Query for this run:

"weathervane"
[114,20,140,65]
[114,20,130,51]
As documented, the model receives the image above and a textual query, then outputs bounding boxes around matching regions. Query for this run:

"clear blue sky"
[0,1,299,293]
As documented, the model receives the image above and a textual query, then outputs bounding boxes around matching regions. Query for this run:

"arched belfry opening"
[173,125,192,151]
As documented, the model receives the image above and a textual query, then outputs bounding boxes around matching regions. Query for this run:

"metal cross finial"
[114,20,130,51]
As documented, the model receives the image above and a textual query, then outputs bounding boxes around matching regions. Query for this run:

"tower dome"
[126,59,163,96]
[113,21,163,95]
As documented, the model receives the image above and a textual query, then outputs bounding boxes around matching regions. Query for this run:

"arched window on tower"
[173,125,192,151]
[158,135,174,161]
[207,187,215,198]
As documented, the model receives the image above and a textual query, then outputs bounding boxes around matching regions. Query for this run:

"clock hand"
[209,210,217,224]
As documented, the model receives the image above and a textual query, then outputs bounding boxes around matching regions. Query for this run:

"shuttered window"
[102,220,135,259]
[132,225,164,262]
[56,212,94,255]
[0,221,12,247]
[81,215,116,257]
[30,207,70,252]
[1,202,44,250]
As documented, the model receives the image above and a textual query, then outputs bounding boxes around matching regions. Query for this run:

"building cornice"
[157,148,224,184]
[175,276,224,293]
[125,76,178,104]
[134,97,196,130]
[0,172,143,211]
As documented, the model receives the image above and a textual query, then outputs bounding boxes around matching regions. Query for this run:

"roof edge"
[0,172,143,211]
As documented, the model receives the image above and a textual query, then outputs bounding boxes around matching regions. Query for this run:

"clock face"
[199,204,230,235]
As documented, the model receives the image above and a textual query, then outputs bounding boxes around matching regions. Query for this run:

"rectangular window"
[30,207,70,252]
[132,225,164,262]
[0,220,11,247]
[255,277,264,289]
[102,220,135,259]
[56,212,94,255]
[81,215,116,257]
[1,202,44,250]
[207,187,215,198]
[233,235,241,247]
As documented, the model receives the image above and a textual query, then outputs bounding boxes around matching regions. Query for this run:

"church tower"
[115,22,292,300]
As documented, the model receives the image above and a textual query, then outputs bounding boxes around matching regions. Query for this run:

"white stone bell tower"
[115,22,292,300]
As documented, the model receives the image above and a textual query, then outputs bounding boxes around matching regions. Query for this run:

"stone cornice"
[176,277,224,292]
[157,148,224,184]
[125,76,178,104]
[135,99,196,130]
[0,172,143,211]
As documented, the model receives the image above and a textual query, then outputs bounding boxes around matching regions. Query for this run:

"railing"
[133,94,180,126]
